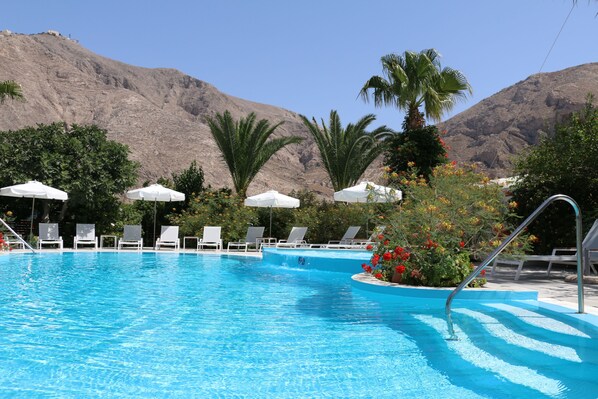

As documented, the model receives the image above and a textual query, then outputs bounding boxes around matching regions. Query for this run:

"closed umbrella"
[0,180,68,239]
[334,181,401,233]
[244,190,300,237]
[126,184,185,246]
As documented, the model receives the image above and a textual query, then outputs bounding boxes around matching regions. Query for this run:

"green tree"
[512,98,598,252]
[205,111,303,198]
[0,122,139,236]
[300,111,392,191]
[0,80,23,103]
[359,49,471,130]
[172,160,205,209]
[384,125,448,181]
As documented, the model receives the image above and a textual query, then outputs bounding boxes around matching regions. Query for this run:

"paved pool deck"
[488,263,598,315]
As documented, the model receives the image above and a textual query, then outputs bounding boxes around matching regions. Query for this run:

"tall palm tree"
[300,111,392,191]
[206,111,303,198]
[359,49,471,131]
[0,80,23,103]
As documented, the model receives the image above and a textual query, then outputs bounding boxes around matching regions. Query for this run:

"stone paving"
[488,263,598,314]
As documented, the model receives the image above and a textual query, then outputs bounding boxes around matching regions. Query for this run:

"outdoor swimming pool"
[0,251,596,398]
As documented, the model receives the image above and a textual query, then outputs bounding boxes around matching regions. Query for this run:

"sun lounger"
[276,227,308,248]
[492,219,598,280]
[197,226,222,251]
[155,225,180,250]
[74,223,98,250]
[38,223,63,250]
[118,225,143,250]
[227,226,265,252]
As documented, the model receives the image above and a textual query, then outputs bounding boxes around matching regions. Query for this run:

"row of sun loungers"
[27,223,380,252]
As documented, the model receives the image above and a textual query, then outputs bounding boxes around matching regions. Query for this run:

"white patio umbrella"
[334,181,402,233]
[126,184,185,246]
[0,180,68,238]
[244,190,300,237]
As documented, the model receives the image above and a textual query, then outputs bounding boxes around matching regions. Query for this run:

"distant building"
[47,30,61,37]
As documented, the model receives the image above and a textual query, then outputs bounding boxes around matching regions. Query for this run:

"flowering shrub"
[0,232,10,252]
[361,163,530,287]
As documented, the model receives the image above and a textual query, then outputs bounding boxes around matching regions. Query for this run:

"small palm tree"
[360,49,471,130]
[0,80,24,103]
[300,111,392,191]
[206,111,303,198]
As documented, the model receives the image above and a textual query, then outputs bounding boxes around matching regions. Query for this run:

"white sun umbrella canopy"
[0,180,68,238]
[126,184,185,246]
[334,181,402,203]
[244,190,300,237]
[334,181,401,234]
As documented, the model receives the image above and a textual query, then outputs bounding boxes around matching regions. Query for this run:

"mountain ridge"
[1,31,596,193]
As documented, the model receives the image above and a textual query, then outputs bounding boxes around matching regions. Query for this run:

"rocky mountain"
[1,31,596,194]
[439,63,598,177]
[0,32,334,196]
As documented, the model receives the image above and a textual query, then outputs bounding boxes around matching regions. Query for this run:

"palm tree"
[206,111,303,198]
[359,49,471,131]
[0,80,23,103]
[300,111,392,191]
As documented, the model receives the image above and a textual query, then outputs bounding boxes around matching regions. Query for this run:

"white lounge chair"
[155,225,180,250]
[74,223,98,250]
[276,227,308,248]
[3,232,26,250]
[118,225,143,250]
[38,223,63,250]
[197,226,222,251]
[328,226,361,245]
[227,226,265,252]
[492,219,598,280]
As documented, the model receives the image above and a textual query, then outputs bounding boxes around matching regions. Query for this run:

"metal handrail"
[445,194,584,340]
[0,217,36,253]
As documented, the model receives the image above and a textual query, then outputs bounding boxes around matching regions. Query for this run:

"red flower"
[424,239,438,249]
[366,244,373,251]
[377,234,385,240]
[395,265,406,274]
[383,240,390,246]
[374,273,383,279]
[361,264,372,273]
[372,254,380,266]
[400,252,410,261]
[480,269,486,276]
[383,252,392,261]
[394,246,404,254]
[459,241,465,248]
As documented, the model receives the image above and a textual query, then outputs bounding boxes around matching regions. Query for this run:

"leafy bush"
[512,98,598,253]
[384,125,448,181]
[362,163,530,287]
[0,122,138,237]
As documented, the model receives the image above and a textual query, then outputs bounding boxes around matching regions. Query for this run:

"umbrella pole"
[269,206,273,237]
[30,196,35,240]
[153,200,157,249]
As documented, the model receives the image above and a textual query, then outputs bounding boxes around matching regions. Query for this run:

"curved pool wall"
[263,248,538,301]
[262,248,371,273]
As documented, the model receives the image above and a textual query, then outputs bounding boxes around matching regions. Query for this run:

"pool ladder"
[445,194,585,340]
[0,217,36,253]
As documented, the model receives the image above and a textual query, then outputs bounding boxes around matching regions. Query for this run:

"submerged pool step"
[452,308,581,363]
[483,303,590,338]
[414,314,566,398]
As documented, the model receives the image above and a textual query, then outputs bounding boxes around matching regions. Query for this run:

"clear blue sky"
[2,0,597,131]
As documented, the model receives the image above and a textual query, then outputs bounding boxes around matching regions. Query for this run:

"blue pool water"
[0,252,596,398]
